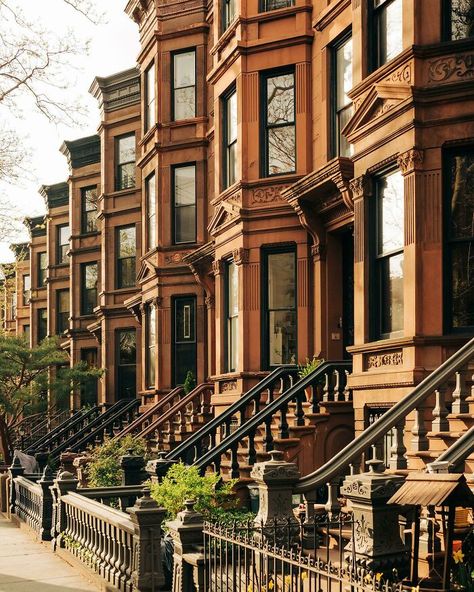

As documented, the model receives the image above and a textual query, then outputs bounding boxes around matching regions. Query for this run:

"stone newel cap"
[250,450,301,484]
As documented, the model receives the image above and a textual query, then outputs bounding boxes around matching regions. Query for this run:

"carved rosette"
[397,148,423,176]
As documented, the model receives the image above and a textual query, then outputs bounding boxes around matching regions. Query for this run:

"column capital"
[212,259,224,276]
[397,148,424,176]
[349,174,372,200]
[232,247,249,266]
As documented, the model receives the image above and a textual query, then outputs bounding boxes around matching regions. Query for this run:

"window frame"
[37,308,48,343]
[222,0,236,32]
[116,225,137,290]
[172,295,197,387]
[260,67,296,178]
[222,86,237,191]
[261,245,298,370]
[443,147,474,333]
[224,260,239,373]
[37,252,47,287]
[171,48,197,122]
[172,163,197,245]
[56,289,69,335]
[146,172,157,252]
[115,133,136,191]
[145,60,156,133]
[145,303,157,390]
[22,274,31,306]
[116,328,137,399]
[81,186,98,235]
[370,169,405,340]
[371,0,403,71]
[80,262,98,316]
[56,224,70,265]
[259,0,294,11]
[331,31,353,159]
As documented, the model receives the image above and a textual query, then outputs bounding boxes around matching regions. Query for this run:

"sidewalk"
[0,514,100,592]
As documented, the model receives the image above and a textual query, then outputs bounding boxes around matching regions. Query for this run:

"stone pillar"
[9,455,25,514]
[38,465,54,541]
[166,500,205,592]
[120,449,145,485]
[341,458,408,574]
[59,450,79,475]
[145,452,175,484]
[34,450,49,473]
[128,489,166,592]
[250,450,301,544]
[72,454,92,487]
[51,470,79,550]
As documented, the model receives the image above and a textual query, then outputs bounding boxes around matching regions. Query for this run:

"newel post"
[120,449,146,485]
[128,489,166,592]
[250,450,301,544]
[38,465,54,541]
[9,455,25,514]
[341,457,408,574]
[51,470,79,550]
[166,500,205,592]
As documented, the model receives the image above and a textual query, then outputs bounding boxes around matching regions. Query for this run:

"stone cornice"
[39,182,69,209]
[24,215,47,238]
[60,135,100,171]
[89,67,140,114]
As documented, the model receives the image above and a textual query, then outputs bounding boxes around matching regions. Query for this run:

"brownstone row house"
[2,0,474,474]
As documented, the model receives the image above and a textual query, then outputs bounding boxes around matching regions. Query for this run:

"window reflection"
[450,0,474,39]
[265,72,296,176]
[374,0,403,68]
[173,51,196,120]
[335,35,353,157]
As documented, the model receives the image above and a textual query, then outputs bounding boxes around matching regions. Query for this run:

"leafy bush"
[149,462,253,524]
[297,357,323,379]
[85,435,147,488]
[183,371,196,395]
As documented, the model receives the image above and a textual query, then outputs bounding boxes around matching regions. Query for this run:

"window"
[117,226,136,289]
[373,0,403,68]
[81,262,98,315]
[260,0,294,10]
[38,308,47,343]
[262,70,296,177]
[80,348,98,407]
[172,50,196,121]
[146,303,157,389]
[445,0,474,39]
[173,164,196,244]
[263,249,297,367]
[223,0,236,31]
[373,170,404,338]
[173,296,197,386]
[57,225,70,264]
[11,293,17,319]
[38,252,47,287]
[23,275,31,306]
[23,325,30,343]
[117,329,137,399]
[333,34,353,158]
[115,134,136,191]
[56,289,69,334]
[225,261,239,372]
[145,61,156,132]
[81,186,98,234]
[445,149,474,330]
[223,89,237,189]
[146,173,157,251]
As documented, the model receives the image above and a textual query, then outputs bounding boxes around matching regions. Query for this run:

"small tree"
[183,370,196,395]
[0,332,102,463]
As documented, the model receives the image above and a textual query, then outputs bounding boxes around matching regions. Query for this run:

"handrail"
[138,382,213,439]
[430,425,474,473]
[114,386,184,439]
[22,410,71,449]
[48,399,136,458]
[295,336,474,493]
[167,366,298,463]
[192,362,351,475]
[26,406,100,454]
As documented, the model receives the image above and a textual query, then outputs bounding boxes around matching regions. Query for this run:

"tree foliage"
[0,332,102,463]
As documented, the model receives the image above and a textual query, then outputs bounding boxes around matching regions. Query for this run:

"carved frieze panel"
[364,350,404,371]
[220,380,237,393]
[428,53,474,83]
[164,252,191,265]
[251,184,292,205]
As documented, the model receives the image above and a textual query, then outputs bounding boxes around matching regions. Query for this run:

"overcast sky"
[0,1,140,262]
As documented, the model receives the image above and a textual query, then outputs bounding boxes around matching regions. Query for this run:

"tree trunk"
[0,416,12,465]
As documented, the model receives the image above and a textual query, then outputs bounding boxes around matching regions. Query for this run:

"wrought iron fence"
[204,512,405,592]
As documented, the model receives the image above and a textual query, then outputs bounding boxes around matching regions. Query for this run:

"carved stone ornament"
[397,148,423,175]
[220,380,237,392]
[212,259,225,276]
[365,350,403,370]
[385,63,412,84]
[205,295,215,309]
[311,243,326,261]
[349,175,371,200]
[165,252,191,265]
[232,247,249,266]
[428,53,474,83]
[251,184,292,204]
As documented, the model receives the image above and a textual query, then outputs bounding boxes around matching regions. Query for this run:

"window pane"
[336,38,353,110]
[118,135,135,165]
[268,252,295,309]
[228,262,239,316]
[451,242,474,327]
[224,0,236,28]
[268,126,296,175]
[118,227,136,258]
[174,166,196,243]
[227,262,239,372]
[227,92,237,142]
[83,187,97,212]
[451,0,474,39]
[267,73,295,125]
[448,154,474,239]
[119,330,136,364]
[227,142,237,186]
[378,0,403,65]
[378,171,404,254]
[380,253,404,334]
[229,316,239,371]
[338,104,354,158]
[119,258,136,288]
[58,290,69,313]
[262,0,294,9]
[118,162,135,190]
[176,300,195,342]
[175,166,196,206]
[269,310,297,365]
[175,206,196,243]
[85,264,98,289]
[59,226,70,245]
[174,87,196,120]
[146,63,156,130]
[174,51,195,88]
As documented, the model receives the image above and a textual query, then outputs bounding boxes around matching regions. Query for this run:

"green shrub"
[183,371,196,395]
[149,462,253,524]
[85,435,147,488]
[297,357,323,379]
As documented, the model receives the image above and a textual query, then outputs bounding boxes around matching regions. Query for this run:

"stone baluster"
[344,370,352,401]
[166,500,205,592]
[389,421,408,470]
[51,470,79,550]
[38,465,54,541]
[325,480,342,515]
[9,455,25,514]
[411,407,428,451]
[120,449,145,486]
[322,371,332,402]
[128,489,166,592]
[432,387,449,432]
[452,369,469,414]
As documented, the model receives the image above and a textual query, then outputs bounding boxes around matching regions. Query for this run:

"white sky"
[0,1,140,262]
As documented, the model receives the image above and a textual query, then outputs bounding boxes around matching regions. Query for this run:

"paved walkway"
[0,515,100,592]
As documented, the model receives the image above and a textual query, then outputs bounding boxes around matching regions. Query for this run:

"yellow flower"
[453,549,464,564]
[268,581,274,591]
[248,585,253,592]
[376,573,383,582]
[284,575,292,585]
[301,571,308,581]
[261,586,266,592]
[365,574,373,584]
